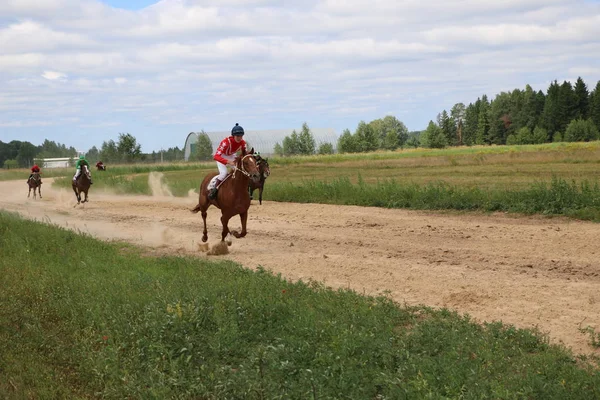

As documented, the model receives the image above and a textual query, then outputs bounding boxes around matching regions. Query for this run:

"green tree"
[273,142,284,156]
[450,103,466,145]
[564,118,599,142]
[117,133,142,163]
[439,110,456,146]
[406,132,421,148]
[298,122,316,155]
[16,142,38,167]
[86,146,100,163]
[463,102,479,146]
[99,140,118,163]
[193,131,213,161]
[317,142,334,155]
[557,80,578,136]
[355,121,378,152]
[542,80,561,138]
[337,129,358,153]
[532,126,548,144]
[421,121,447,149]
[283,131,301,156]
[574,77,589,120]
[476,95,490,145]
[590,80,600,132]
[383,130,399,150]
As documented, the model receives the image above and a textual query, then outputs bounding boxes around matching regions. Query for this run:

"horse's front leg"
[221,214,232,244]
[38,186,42,199]
[28,187,31,198]
[83,190,88,203]
[201,210,208,242]
[231,211,248,239]
[73,187,80,204]
[258,186,264,205]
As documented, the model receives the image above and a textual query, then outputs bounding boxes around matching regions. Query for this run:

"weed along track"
[1,179,600,356]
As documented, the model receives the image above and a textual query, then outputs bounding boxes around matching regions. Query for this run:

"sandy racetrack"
[2,177,600,356]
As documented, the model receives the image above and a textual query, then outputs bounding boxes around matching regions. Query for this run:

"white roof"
[184,128,338,160]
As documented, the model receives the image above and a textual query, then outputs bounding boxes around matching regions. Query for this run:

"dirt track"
[2,176,600,356]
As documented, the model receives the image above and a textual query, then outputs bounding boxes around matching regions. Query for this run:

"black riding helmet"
[231,123,245,136]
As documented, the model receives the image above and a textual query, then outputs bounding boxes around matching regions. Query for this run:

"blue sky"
[1,0,600,153]
[100,0,158,10]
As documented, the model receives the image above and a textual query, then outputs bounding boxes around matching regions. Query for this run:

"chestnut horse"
[248,155,270,205]
[72,164,91,204]
[191,150,261,243]
[27,172,42,199]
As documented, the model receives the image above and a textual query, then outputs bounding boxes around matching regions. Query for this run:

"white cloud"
[1,0,599,152]
[42,70,67,80]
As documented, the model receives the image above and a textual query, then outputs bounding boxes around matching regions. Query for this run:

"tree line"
[1,134,185,169]
[420,77,600,149]
[0,139,78,169]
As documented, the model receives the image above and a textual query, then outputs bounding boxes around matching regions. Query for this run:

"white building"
[38,157,73,168]
[183,128,338,161]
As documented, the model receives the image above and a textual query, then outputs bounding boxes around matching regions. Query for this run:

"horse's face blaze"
[244,156,261,183]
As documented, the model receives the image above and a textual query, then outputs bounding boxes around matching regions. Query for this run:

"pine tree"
[573,77,589,120]
[542,80,560,139]
[476,95,490,145]
[463,101,479,145]
[589,81,600,132]
[298,122,316,155]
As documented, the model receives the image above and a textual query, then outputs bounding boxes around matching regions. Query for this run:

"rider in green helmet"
[73,155,93,184]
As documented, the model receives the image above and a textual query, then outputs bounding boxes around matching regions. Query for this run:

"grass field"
[36,141,600,221]
[1,211,599,398]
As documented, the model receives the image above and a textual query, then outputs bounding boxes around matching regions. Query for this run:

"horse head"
[259,157,270,179]
[82,164,91,180]
[236,148,260,183]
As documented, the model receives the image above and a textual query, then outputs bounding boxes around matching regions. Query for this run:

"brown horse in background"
[248,155,270,205]
[191,149,261,243]
[72,164,91,204]
[27,172,42,199]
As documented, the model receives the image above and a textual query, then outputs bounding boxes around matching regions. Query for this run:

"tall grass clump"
[1,212,600,398]
[267,176,600,221]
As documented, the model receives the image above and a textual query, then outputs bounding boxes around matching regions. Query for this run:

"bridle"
[232,154,258,179]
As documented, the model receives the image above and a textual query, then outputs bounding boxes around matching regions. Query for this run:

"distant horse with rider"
[248,154,270,205]
[27,172,42,199]
[72,164,92,204]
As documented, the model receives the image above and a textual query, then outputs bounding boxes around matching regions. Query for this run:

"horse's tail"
[190,203,202,213]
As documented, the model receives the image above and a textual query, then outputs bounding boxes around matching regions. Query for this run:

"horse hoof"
[202,235,208,242]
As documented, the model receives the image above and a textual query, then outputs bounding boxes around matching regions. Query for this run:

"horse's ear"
[249,147,255,155]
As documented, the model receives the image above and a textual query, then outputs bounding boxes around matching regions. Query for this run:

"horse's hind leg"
[231,211,248,239]
[28,187,31,198]
[259,187,264,205]
[38,186,42,199]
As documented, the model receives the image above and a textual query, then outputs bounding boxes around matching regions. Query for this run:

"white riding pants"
[216,155,236,180]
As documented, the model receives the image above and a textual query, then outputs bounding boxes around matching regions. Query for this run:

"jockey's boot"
[208,179,221,200]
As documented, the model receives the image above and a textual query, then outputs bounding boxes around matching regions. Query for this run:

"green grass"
[266,175,600,221]
[1,211,600,398]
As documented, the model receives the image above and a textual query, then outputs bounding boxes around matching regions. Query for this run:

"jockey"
[208,123,247,199]
[73,155,93,184]
[96,160,104,170]
[27,164,42,184]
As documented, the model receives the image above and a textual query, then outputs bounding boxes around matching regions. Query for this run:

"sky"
[1,0,599,153]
